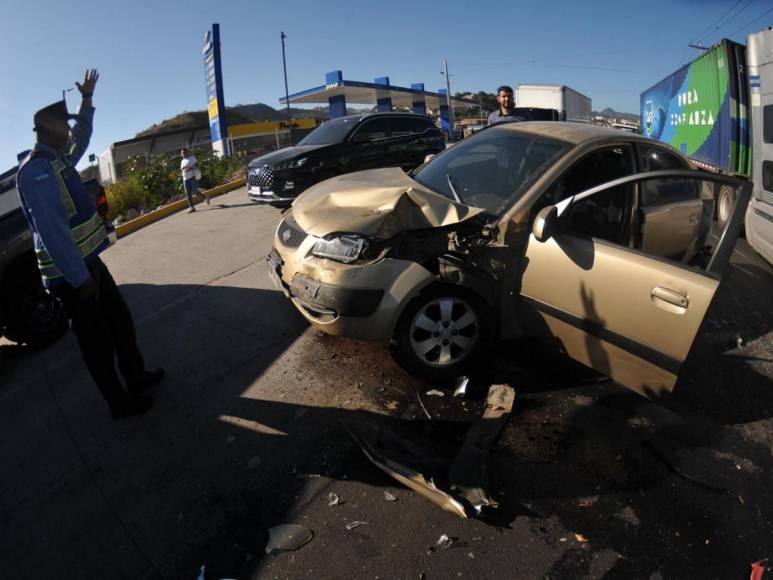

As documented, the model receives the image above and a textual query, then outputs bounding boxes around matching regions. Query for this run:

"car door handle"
[651,287,689,310]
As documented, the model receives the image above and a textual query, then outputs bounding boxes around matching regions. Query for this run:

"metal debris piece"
[345,521,368,530]
[384,491,398,502]
[328,492,340,507]
[416,391,432,420]
[453,376,469,398]
[436,534,454,550]
[426,389,445,397]
[264,524,313,554]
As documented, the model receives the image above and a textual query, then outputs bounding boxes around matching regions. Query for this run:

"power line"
[726,5,773,37]
[680,0,744,64]
[707,0,757,41]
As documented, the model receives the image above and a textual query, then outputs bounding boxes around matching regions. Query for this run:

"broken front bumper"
[267,245,435,344]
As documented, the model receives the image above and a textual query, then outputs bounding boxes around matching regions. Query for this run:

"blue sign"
[203,24,228,154]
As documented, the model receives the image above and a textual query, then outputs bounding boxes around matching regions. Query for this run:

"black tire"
[2,267,68,347]
[716,185,736,229]
[391,285,492,383]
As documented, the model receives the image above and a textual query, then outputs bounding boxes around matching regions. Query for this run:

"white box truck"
[515,84,592,123]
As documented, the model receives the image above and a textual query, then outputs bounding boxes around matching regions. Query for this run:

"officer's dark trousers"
[51,257,146,405]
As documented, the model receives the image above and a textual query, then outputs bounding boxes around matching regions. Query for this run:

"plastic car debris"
[426,389,445,397]
[328,492,340,507]
[384,491,398,502]
[264,524,313,554]
[345,521,368,530]
[750,559,768,580]
[346,384,516,519]
[575,533,589,543]
[435,534,454,550]
[453,376,469,398]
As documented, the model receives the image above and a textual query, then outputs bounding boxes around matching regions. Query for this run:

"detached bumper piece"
[289,273,384,318]
[346,384,516,518]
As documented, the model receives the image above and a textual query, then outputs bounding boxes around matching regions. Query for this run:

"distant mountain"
[136,102,377,137]
[594,108,639,122]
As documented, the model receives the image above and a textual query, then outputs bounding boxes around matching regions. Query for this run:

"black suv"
[247,112,445,206]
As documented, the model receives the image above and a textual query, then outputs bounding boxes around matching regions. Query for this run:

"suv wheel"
[3,267,68,347]
[392,285,491,383]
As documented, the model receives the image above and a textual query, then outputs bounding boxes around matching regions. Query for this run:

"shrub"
[105,148,245,220]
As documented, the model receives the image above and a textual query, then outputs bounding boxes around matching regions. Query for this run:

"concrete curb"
[115,178,247,239]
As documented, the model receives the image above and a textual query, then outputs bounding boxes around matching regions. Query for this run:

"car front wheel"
[392,286,490,383]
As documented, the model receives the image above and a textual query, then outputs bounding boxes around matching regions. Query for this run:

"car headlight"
[276,157,308,170]
[312,234,369,264]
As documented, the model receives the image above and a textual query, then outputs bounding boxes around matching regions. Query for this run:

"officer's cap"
[33,100,77,132]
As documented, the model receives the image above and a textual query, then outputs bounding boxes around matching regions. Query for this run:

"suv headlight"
[276,157,308,170]
[312,234,369,264]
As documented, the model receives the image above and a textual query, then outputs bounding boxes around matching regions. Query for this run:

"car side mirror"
[424,153,436,164]
[532,205,559,243]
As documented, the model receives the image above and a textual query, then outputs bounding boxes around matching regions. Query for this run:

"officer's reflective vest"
[19,149,108,286]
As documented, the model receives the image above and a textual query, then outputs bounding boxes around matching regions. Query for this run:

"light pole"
[281,31,291,121]
[441,60,454,137]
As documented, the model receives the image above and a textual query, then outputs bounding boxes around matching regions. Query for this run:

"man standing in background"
[487,85,528,126]
[180,148,210,212]
[16,69,164,420]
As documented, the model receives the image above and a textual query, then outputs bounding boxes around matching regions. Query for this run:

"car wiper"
[445,173,463,204]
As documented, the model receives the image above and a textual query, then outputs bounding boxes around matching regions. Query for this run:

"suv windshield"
[412,127,571,215]
[298,117,360,146]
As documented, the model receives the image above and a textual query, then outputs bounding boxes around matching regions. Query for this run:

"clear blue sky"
[3,0,771,170]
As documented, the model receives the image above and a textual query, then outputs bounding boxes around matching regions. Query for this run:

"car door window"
[390,117,431,137]
[637,145,696,205]
[352,118,389,141]
[543,146,636,245]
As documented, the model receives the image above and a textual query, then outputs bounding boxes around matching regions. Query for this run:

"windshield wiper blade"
[445,173,463,204]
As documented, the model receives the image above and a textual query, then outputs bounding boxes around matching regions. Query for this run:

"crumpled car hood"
[291,167,484,239]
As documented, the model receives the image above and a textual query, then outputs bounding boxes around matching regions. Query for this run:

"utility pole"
[281,31,291,120]
[441,60,454,137]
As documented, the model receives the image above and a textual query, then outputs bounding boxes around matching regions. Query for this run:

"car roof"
[330,111,432,123]
[491,121,653,146]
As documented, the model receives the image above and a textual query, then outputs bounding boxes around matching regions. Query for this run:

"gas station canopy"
[279,71,478,134]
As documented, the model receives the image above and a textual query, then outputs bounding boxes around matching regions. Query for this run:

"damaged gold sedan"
[267,122,750,396]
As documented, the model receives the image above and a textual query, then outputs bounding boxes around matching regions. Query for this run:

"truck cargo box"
[641,39,750,177]
[516,84,592,123]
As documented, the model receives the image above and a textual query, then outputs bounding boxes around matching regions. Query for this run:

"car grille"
[249,165,274,188]
[277,216,307,248]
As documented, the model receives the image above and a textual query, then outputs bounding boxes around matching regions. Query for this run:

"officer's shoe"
[128,368,165,394]
[110,394,153,420]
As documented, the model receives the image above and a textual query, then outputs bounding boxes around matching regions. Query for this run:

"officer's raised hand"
[75,69,99,99]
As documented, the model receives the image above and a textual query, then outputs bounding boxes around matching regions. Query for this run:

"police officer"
[16,69,164,420]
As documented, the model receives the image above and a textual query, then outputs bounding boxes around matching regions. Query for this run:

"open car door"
[519,170,751,398]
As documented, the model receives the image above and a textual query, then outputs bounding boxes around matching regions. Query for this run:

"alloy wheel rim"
[719,190,733,222]
[409,297,479,367]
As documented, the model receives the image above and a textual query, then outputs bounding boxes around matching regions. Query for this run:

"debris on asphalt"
[346,383,516,519]
[386,400,400,411]
[737,336,744,349]
[264,524,313,554]
[750,559,768,580]
[435,534,454,550]
[345,521,368,530]
[575,533,589,543]
[416,391,432,420]
[327,492,341,507]
[426,389,446,397]
[453,376,469,398]
[197,564,206,580]
[642,440,728,493]
[384,491,397,502]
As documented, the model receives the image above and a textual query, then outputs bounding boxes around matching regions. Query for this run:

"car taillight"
[96,192,108,217]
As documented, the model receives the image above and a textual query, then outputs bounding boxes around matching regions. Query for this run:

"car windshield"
[298,117,359,146]
[412,127,571,215]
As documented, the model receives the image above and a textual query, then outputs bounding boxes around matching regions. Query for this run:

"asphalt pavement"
[1,186,772,579]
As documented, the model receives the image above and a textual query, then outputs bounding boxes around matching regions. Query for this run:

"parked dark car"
[247,112,445,206]
[0,166,114,347]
